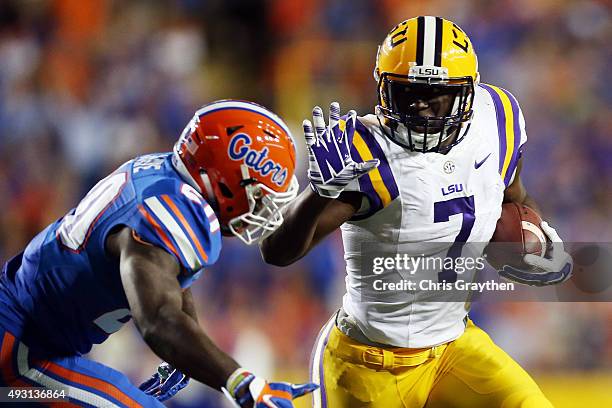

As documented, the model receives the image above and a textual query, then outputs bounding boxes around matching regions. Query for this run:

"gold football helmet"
[374,16,479,152]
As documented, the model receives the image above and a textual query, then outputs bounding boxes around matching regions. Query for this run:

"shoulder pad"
[134,183,221,275]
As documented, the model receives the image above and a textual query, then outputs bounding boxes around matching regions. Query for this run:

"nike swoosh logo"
[474,153,492,169]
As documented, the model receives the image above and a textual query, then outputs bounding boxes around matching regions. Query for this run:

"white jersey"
[340,83,528,348]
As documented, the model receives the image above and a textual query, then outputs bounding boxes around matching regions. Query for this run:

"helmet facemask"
[376,72,474,153]
[227,165,299,245]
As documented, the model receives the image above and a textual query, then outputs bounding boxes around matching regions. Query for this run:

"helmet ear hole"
[218,182,234,199]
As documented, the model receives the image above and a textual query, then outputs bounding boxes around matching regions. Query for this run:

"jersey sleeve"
[340,116,400,220]
[479,83,528,187]
[507,104,528,185]
[131,186,222,287]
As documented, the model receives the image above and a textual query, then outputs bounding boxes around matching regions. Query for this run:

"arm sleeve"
[479,83,528,187]
[130,192,222,286]
[506,105,528,186]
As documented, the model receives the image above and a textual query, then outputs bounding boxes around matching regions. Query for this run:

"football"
[484,202,548,270]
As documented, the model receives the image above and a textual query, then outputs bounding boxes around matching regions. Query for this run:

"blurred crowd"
[0,0,610,406]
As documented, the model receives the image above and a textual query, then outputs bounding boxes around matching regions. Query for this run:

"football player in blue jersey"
[0,100,317,407]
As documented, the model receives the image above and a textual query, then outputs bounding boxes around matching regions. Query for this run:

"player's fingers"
[540,221,562,243]
[139,375,160,392]
[552,251,572,273]
[499,271,530,286]
[523,254,553,270]
[143,384,162,395]
[329,101,340,130]
[290,382,319,398]
[540,221,565,258]
[500,266,546,286]
[344,110,357,139]
[335,109,356,152]
[558,262,573,281]
[160,370,186,391]
[501,266,565,286]
[312,106,328,141]
[303,119,316,147]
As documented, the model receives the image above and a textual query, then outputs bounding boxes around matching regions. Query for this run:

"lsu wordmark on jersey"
[307,16,554,408]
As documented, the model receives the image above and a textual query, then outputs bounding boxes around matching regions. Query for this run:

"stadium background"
[0,0,610,406]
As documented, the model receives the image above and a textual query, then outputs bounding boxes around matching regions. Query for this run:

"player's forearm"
[260,188,333,266]
[141,307,239,390]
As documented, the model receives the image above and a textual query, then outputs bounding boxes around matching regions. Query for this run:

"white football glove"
[500,221,573,286]
[303,102,379,199]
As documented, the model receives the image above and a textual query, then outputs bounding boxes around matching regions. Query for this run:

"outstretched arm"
[108,227,238,390]
[108,227,318,407]
[261,102,378,266]
[260,189,361,266]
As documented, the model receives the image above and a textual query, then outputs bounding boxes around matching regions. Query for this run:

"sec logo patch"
[443,161,455,174]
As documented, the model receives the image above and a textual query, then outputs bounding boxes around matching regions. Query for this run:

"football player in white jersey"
[261,16,572,408]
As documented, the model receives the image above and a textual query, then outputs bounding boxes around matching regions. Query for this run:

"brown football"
[484,202,548,270]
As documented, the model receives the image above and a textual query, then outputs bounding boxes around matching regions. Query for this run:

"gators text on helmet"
[173,100,299,245]
[374,16,479,153]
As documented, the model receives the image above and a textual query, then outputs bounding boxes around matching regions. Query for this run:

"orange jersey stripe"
[0,332,17,382]
[138,205,181,260]
[0,333,43,388]
[38,360,142,408]
[161,195,208,263]
[48,401,82,408]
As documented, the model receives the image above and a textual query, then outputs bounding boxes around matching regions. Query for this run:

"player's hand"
[224,369,318,408]
[499,221,573,286]
[139,362,189,402]
[304,102,379,199]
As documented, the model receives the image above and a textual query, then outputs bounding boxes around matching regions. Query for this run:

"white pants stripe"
[16,342,121,407]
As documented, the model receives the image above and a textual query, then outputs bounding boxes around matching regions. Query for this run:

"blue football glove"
[499,221,573,286]
[139,362,189,402]
[223,368,318,408]
[304,102,379,199]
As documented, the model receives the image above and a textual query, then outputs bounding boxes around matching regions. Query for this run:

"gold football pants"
[310,317,552,408]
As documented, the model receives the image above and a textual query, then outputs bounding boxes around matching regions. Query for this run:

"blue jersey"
[0,153,222,357]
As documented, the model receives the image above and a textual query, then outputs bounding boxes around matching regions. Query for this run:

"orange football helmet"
[173,100,299,244]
